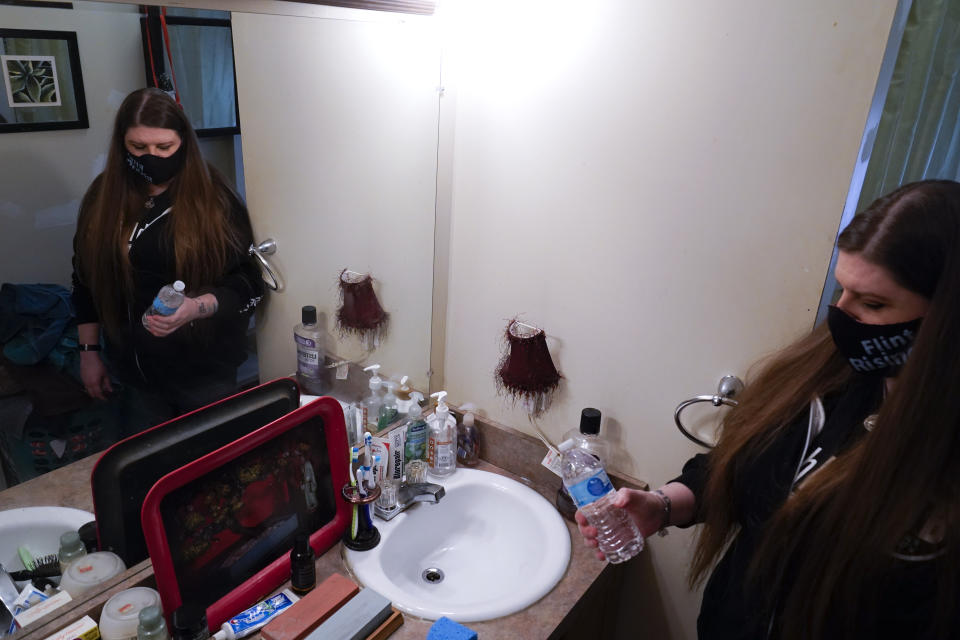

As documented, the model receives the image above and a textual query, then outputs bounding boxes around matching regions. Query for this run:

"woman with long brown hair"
[576,179,960,638]
[72,88,263,429]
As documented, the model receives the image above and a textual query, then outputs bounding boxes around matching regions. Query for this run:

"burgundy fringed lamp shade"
[336,269,389,346]
[495,319,562,417]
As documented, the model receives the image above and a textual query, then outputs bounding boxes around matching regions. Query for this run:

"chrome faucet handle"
[399,482,445,505]
[375,481,446,521]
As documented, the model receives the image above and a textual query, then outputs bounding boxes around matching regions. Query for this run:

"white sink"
[343,468,570,622]
[0,507,94,571]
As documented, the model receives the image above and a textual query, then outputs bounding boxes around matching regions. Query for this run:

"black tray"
[91,378,300,565]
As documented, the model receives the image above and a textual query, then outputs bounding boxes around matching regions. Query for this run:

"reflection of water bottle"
[559,439,643,563]
[142,280,185,323]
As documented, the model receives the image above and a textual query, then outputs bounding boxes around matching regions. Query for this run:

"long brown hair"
[690,180,960,638]
[74,88,245,338]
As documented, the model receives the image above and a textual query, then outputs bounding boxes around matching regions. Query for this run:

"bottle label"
[436,442,454,467]
[427,435,453,468]
[151,296,177,316]
[566,469,614,507]
[405,422,427,462]
[295,334,321,377]
[541,448,564,478]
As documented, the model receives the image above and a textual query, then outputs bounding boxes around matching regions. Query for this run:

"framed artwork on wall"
[0,28,88,134]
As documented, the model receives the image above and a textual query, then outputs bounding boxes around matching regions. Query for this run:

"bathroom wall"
[438,1,899,638]
[231,7,440,391]
[0,2,141,288]
[0,2,238,289]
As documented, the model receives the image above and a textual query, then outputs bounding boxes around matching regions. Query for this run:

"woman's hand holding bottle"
[574,488,668,560]
[142,293,218,337]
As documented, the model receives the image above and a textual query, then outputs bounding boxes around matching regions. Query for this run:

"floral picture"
[0,29,87,133]
[3,55,61,106]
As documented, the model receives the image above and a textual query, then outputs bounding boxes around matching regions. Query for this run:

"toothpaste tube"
[212,589,299,640]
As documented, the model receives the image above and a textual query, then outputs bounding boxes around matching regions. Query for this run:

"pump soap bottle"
[378,380,400,430]
[456,403,480,466]
[395,375,413,415]
[362,364,384,432]
[427,391,457,477]
[404,391,428,466]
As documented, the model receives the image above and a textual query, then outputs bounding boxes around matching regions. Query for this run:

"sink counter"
[0,452,98,513]
[1,411,649,640]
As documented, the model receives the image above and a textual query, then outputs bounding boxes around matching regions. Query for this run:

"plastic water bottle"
[558,438,643,563]
[143,280,186,323]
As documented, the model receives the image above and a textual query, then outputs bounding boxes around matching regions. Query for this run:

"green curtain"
[858,0,960,209]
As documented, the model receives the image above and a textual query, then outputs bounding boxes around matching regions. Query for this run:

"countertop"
[0,444,619,639]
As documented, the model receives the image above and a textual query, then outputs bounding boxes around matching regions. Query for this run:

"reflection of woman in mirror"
[71,88,263,430]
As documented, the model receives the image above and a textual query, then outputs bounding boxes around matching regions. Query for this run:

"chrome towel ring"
[674,375,745,448]
[249,238,284,292]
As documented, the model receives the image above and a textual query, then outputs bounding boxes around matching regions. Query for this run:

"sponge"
[426,617,478,640]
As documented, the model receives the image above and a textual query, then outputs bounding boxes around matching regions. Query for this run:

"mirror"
[0,1,439,487]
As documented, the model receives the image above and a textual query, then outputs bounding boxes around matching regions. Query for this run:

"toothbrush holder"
[341,483,381,551]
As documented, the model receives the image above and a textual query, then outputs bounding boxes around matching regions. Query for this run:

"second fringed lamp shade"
[495,319,562,418]
[336,269,389,347]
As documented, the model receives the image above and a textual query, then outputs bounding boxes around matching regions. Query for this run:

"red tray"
[141,396,349,630]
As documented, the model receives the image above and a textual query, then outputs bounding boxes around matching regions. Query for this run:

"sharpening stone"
[302,587,393,640]
[261,573,360,640]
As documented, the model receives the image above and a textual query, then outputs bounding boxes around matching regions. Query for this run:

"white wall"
[439,1,898,638]
[232,9,440,391]
[0,2,142,287]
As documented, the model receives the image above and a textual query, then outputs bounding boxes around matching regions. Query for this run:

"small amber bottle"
[290,533,316,595]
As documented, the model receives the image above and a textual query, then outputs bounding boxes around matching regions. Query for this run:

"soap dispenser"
[362,364,384,431]
[378,380,400,430]
[427,391,457,477]
[404,391,428,466]
[395,375,413,415]
[456,403,480,466]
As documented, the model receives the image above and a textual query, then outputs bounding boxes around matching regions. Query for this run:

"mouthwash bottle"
[294,305,327,395]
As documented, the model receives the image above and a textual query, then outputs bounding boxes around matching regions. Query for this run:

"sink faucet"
[374,482,445,521]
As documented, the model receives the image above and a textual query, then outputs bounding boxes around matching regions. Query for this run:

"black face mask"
[827,305,922,377]
[124,146,184,185]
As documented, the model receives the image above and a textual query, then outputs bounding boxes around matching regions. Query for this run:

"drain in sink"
[421,567,445,584]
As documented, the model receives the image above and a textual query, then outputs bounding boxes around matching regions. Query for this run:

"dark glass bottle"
[290,533,316,595]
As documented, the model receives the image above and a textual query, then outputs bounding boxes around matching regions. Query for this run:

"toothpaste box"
[371,423,406,482]
[14,590,73,628]
[40,615,99,640]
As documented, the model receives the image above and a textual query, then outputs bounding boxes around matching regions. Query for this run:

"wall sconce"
[336,269,389,349]
[495,319,562,418]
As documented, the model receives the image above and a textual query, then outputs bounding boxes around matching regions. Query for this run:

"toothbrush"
[349,447,360,540]
[363,431,372,468]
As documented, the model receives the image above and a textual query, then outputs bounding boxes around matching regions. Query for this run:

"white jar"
[99,587,162,640]
[58,551,126,599]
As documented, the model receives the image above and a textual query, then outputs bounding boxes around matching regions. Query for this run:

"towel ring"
[674,375,744,448]
[249,238,284,292]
